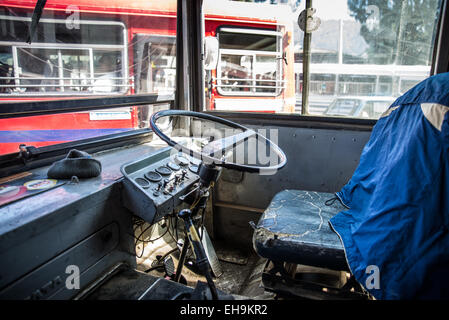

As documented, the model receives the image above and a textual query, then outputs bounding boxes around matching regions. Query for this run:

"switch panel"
[121,147,201,224]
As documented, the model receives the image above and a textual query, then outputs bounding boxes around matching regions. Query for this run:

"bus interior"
[0,0,448,301]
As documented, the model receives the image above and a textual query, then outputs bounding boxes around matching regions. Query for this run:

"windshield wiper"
[26,0,47,44]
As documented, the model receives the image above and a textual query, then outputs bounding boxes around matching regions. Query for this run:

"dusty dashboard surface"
[0,140,174,299]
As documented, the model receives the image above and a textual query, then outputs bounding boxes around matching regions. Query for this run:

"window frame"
[0,14,130,96]
[215,27,285,97]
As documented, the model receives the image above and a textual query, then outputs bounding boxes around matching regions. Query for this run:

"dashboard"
[121,147,202,224]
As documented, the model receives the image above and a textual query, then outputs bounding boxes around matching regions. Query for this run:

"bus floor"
[134,222,274,299]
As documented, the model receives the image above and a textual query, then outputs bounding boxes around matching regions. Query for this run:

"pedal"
[151,255,163,267]
[163,255,176,278]
[200,226,223,278]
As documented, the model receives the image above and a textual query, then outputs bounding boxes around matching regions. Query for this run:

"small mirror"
[204,36,219,70]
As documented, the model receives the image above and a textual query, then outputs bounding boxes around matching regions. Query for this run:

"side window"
[133,35,176,95]
[295,0,442,118]
[93,50,123,93]
[16,48,59,93]
[14,48,124,94]
[337,75,377,96]
[0,16,127,95]
[132,35,176,128]
[324,98,360,117]
[360,102,373,118]
[0,47,13,94]
[216,28,283,96]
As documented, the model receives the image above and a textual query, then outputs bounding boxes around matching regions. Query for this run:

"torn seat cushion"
[253,190,348,271]
[47,149,102,179]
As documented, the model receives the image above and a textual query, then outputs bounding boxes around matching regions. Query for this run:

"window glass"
[0,11,127,96]
[92,50,123,93]
[324,98,360,117]
[133,36,176,95]
[219,31,277,51]
[0,1,176,156]
[225,0,442,118]
[255,55,278,94]
[215,29,283,98]
[219,54,254,93]
[295,0,442,117]
[0,46,13,94]
[16,48,59,93]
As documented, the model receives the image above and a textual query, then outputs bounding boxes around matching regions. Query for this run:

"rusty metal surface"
[215,244,249,265]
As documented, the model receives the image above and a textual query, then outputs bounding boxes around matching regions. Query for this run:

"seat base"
[253,190,348,271]
[261,260,369,300]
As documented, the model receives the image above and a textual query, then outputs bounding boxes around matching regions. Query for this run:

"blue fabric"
[329,72,449,299]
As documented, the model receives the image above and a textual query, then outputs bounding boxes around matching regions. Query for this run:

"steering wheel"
[150,110,287,174]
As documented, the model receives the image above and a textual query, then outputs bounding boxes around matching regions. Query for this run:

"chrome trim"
[219,27,282,37]
[0,42,124,49]
[213,84,285,89]
[219,48,281,56]
[214,77,286,83]
[0,14,127,27]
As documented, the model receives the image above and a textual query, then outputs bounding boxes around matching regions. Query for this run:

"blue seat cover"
[330,72,449,299]
[253,190,348,271]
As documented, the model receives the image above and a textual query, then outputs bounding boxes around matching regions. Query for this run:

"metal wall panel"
[213,124,372,248]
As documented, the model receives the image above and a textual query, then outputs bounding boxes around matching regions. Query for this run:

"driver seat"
[253,190,347,270]
[252,190,366,299]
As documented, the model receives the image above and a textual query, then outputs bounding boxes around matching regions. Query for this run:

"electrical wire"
[167,215,180,245]
[134,218,170,258]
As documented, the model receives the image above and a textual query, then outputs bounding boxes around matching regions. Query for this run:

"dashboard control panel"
[120,147,201,224]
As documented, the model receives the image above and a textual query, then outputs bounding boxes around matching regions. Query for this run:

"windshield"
[208,0,442,118]
[0,0,445,157]
[0,0,176,156]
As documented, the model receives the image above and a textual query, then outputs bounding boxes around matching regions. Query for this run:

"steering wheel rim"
[150,110,287,174]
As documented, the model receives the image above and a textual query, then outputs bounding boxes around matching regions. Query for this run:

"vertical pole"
[395,0,407,65]
[301,0,312,115]
[12,46,20,89]
[58,50,64,92]
[122,27,128,93]
[175,0,204,112]
[191,0,205,112]
[89,48,94,87]
[338,19,343,65]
